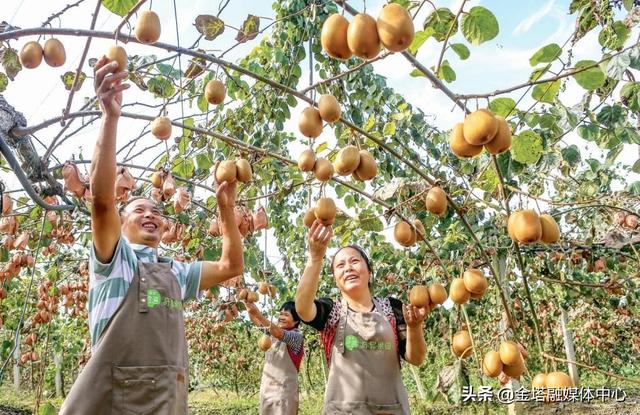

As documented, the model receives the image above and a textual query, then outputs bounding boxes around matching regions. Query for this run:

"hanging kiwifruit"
[216,160,237,183]
[463,109,499,145]
[409,285,430,308]
[106,45,127,72]
[462,268,487,296]
[531,373,548,389]
[376,3,414,52]
[150,171,164,188]
[321,14,352,60]
[394,221,414,247]
[151,116,172,140]
[425,186,447,216]
[413,219,425,241]
[315,197,337,226]
[353,150,377,181]
[347,13,381,59]
[258,335,272,352]
[334,145,360,176]
[452,330,472,358]
[484,116,512,154]
[303,208,316,227]
[450,123,483,158]
[502,356,525,378]
[545,372,573,389]
[236,159,252,183]
[298,149,316,172]
[205,80,226,105]
[508,210,542,244]
[499,341,522,366]
[19,41,43,69]
[483,351,503,378]
[318,94,341,123]
[428,283,447,305]
[449,278,470,305]
[313,158,334,182]
[299,107,323,138]
[43,38,66,67]
[135,10,161,44]
[258,282,269,295]
[539,214,560,244]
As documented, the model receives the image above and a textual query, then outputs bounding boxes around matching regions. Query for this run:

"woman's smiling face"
[332,247,370,295]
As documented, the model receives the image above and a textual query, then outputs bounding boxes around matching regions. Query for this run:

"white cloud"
[513,0,556,35]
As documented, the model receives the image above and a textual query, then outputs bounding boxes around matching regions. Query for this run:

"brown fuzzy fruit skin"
[106,45,127,72]
[425,186,448,216]
[318,94,341,123]
[463,268,487,295]
[509,210,542,244]
[502,356,525,378]
[413,219,425,241]
[321,14,352,60]
[205,80,226,105]
[334,145,361,176]
[150,171,164,188]
[449,278,470,305]
[236,159,252,183]
[135,10,161,44]
[625,214,638,229]
[354,150,377,181]
[484,116,512,154]
[428,283,447,305]
[450,123,483,158]
[394,221,414,246]
[313,158,334,182]
[347,13,381,59]
[499,341,522,366]
[258,282,269,295]
[258,335,272,352]
[376,3,414,52]
[238,288,249,301]
[246,291,259,303]
[539,214,560,244]
[20,41,43,69]
[43,38,66,67]
[483,351,504,378]
[151,116,172,140]
[409,285,430,308]
[531,373,548,389]
[315,197,337,225]
[303,208,316,227]
[452,330,472,358]
[216,160,237,183]
[299,108,323,138]
[298,149,316,172]
[545,372,573,389]
[463,110,499,145]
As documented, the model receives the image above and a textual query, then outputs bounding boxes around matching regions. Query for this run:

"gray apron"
[259,334,299,415]
[324,298,411,415]
[59,261,189,415]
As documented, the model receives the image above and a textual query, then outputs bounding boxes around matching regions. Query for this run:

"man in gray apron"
[59,55,244,414]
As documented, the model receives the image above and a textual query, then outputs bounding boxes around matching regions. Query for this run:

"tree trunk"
[54,351,63,397]
[560,308,579,386]
[12,332,20,390]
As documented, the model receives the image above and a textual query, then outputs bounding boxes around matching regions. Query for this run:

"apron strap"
[335,297,349,354]
[136,263,149,313]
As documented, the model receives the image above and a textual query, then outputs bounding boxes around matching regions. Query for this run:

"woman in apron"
[245,300,304,414]
[295,221,429,415]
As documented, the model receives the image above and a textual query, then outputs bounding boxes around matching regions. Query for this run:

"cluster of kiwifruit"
[237,288,259,303]
[483,340,527,379]
[393,219,425,247]
[298,94,341,138]
[408,283,447,310]
[334,145,378,181]
[257,282,278,298]
[508,210,559,244]
[303,197,337,227]
[449,109,512,158]
[321,3,414,60]
[19,38,66,69]
[530,372,575,398]
[215,159,253,183]
[449,269,488,304]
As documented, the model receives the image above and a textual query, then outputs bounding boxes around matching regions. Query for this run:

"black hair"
[118,196,158,215]
[280,301,301,327]
[330,245,373,280]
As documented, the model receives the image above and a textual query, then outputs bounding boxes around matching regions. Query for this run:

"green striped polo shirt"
[88,237,202,346]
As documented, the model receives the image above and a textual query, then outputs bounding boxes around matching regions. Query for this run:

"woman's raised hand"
[308,220,332,261]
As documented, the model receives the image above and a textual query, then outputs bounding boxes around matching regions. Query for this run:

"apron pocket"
[327,400,403,415]
[112,365,182,415]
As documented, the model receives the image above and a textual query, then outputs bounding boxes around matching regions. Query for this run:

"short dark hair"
[280,301,301,326]
[118,196,158,215]
[330,245,373,276]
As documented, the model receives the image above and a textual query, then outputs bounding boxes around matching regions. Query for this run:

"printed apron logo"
[146,289,182,310]
[345,334,392,351]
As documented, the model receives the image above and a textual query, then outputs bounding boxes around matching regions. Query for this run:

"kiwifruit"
[452,330,472,358]
[508,210,542,244]
[347,13,381,59]
[539,214,560,244]
[315,197,336,225]
[531,373,547,389]
[376,3,414,52]
[151,116,172,140]
[462,268,487,295]
[216,160,237,183]
[298,107,323,138]
[428,283,447,305]
[236,158,252,183]
[409,285,430,308]
[499,341,522,366]
[483,351,503,378]
[205,80,225,105]
[298,149,316,172]
[258,335,272,352]
[106,45,127,72]
[303,208,316,227]
[449,278,470,305]
[463,109,499,145]
[354,150,377,181]
[19,41,43,69]
[502,356,525,378]
[258,282,269,295]
[135,10,161,44]
[43,38,66,67]
[413,219,425,241]
[268,285,277,297]
[321,14,352,60]
[484,115,512,154]
[394,221,414,246]
[318,94,341,123]
[425,186,447,216]
[450,123,483,158]
[334,145,360,176]
[545,372,573,389]
[238,288,249,301]
[150,171,164,188]
[313,158,334,182]
[246,291,259,303]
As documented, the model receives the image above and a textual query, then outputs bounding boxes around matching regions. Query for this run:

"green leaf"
[197,94,208,113]
[408,30,429,55]
[194,15,225,41]
[461,6,499,45]
[423,8,458,42]
[101,0,137,16]
[182,118,194,138]
[511,130,543,165]
[383,121,396,136]
[606,53,631,80]
[596,104,625,126]
[1,48,21,80]
[315,142,328,155]
[561,145,581,166]
[148,76,175,98]
[363,114,376,132]
[61,71,86,91]
[236,15,260,43]
[529,64,551,81]
[358,215,384,232]
[0,72,7,93]
[572,60,606,90]
[529,43,561,66]
[620,82,640,112]
[450,43,470,60]
[632,159,640,174]
[171,156,195,178]
[38,402,56,415]
[475,165,499,193]
[434,60,456,82]
[488,97,516,117]
[531,80,560,103]
[409,69,426,78]
[196,153,213,171]
[627,181,640,195]
[598,21,630,50]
